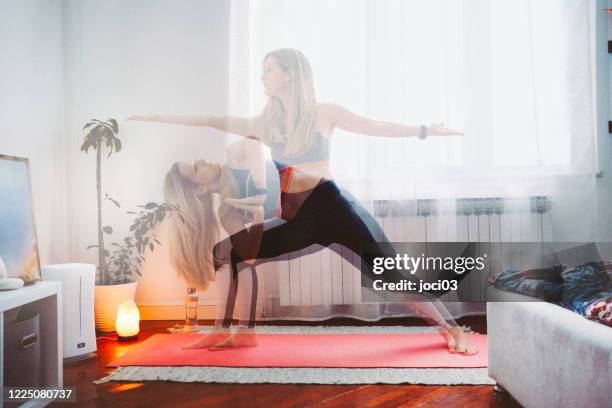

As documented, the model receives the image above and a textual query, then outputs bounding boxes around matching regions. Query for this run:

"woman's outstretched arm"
[321,103,462,138]
[127,113,261,138]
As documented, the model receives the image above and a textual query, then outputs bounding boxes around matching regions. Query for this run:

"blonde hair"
[260,48,318,157]
[163,163,237,290]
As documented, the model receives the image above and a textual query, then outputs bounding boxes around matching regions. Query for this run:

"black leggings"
[213,180,466,328]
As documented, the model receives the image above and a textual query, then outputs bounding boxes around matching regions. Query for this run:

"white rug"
[95,326,494,385]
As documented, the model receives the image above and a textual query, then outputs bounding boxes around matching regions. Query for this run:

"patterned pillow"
[492,264,566,302]
[560,261,612,327]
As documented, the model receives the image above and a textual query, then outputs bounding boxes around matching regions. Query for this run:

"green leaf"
[106,138,113,158]
[106,197,121,208]
[102,226,113,234]
[80,139,93,153]
[86,245,99,250]
[149,243,154,251]
[108,118,119,133]
[145,202,158,210]
[90,125,103,139]
[112,136,122,153]
[84,120,103,133]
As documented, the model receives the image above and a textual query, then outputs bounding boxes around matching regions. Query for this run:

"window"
[237,0,596,198]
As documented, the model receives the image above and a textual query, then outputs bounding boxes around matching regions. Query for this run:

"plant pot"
[94,281,138,332]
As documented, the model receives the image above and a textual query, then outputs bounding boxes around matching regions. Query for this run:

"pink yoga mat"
[109,333,487,368]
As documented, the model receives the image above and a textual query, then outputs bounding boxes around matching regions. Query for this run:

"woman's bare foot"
[181,327,230,349]
[209,327,258,351]
[448,325,479,355]
[438,326,457,353]
[440,325,479,356]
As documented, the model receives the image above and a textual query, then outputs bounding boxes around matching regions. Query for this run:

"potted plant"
[81,118,121,285]
[81,118,178,331]
[93,202,178,332]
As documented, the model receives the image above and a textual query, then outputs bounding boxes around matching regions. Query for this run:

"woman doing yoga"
[131,48,477,355]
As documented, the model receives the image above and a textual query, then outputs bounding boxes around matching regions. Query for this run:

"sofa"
[487,286,611,408]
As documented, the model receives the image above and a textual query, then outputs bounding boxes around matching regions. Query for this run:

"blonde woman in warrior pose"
[131,48,477,355]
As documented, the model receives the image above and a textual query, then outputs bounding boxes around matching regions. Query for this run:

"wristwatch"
[418,125,428,140]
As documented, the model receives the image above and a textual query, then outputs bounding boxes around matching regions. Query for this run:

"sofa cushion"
[492,264,566,302]
[560,261,612,327]
[554,242,602,267]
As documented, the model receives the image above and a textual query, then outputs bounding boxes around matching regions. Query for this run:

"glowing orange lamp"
[115,300,140,341]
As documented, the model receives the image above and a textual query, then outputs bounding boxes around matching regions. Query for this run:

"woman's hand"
[427,123,464,137]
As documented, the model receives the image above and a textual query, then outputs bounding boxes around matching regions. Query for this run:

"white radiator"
[276,196,552,307]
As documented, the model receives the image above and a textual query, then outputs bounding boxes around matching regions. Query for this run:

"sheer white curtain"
[225,0,599,321]
[229,0,598,242]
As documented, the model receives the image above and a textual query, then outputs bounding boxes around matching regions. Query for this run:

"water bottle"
[184,287,199,332]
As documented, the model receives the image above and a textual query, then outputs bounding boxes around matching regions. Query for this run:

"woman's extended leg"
[324,195,461,328]
[331,186,477,354]
[214,181,477,354]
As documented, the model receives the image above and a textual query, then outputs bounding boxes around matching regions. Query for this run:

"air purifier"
[42,263,97,361]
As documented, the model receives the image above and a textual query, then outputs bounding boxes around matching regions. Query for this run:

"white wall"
[60,0,232,316]
[0,0,67,265]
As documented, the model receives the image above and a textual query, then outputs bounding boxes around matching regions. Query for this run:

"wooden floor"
[54,318,523,408]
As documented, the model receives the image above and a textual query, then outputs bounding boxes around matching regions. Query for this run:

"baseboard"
[139,305,217,320]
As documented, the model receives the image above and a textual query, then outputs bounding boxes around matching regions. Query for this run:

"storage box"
[3,310,41,387]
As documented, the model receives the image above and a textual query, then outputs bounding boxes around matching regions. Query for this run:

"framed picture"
[0,155,41,283]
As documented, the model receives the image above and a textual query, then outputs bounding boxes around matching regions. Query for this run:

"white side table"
[0,281,62,407]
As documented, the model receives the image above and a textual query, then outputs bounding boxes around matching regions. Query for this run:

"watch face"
[419,125,427,139]
[0,155,41,283]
